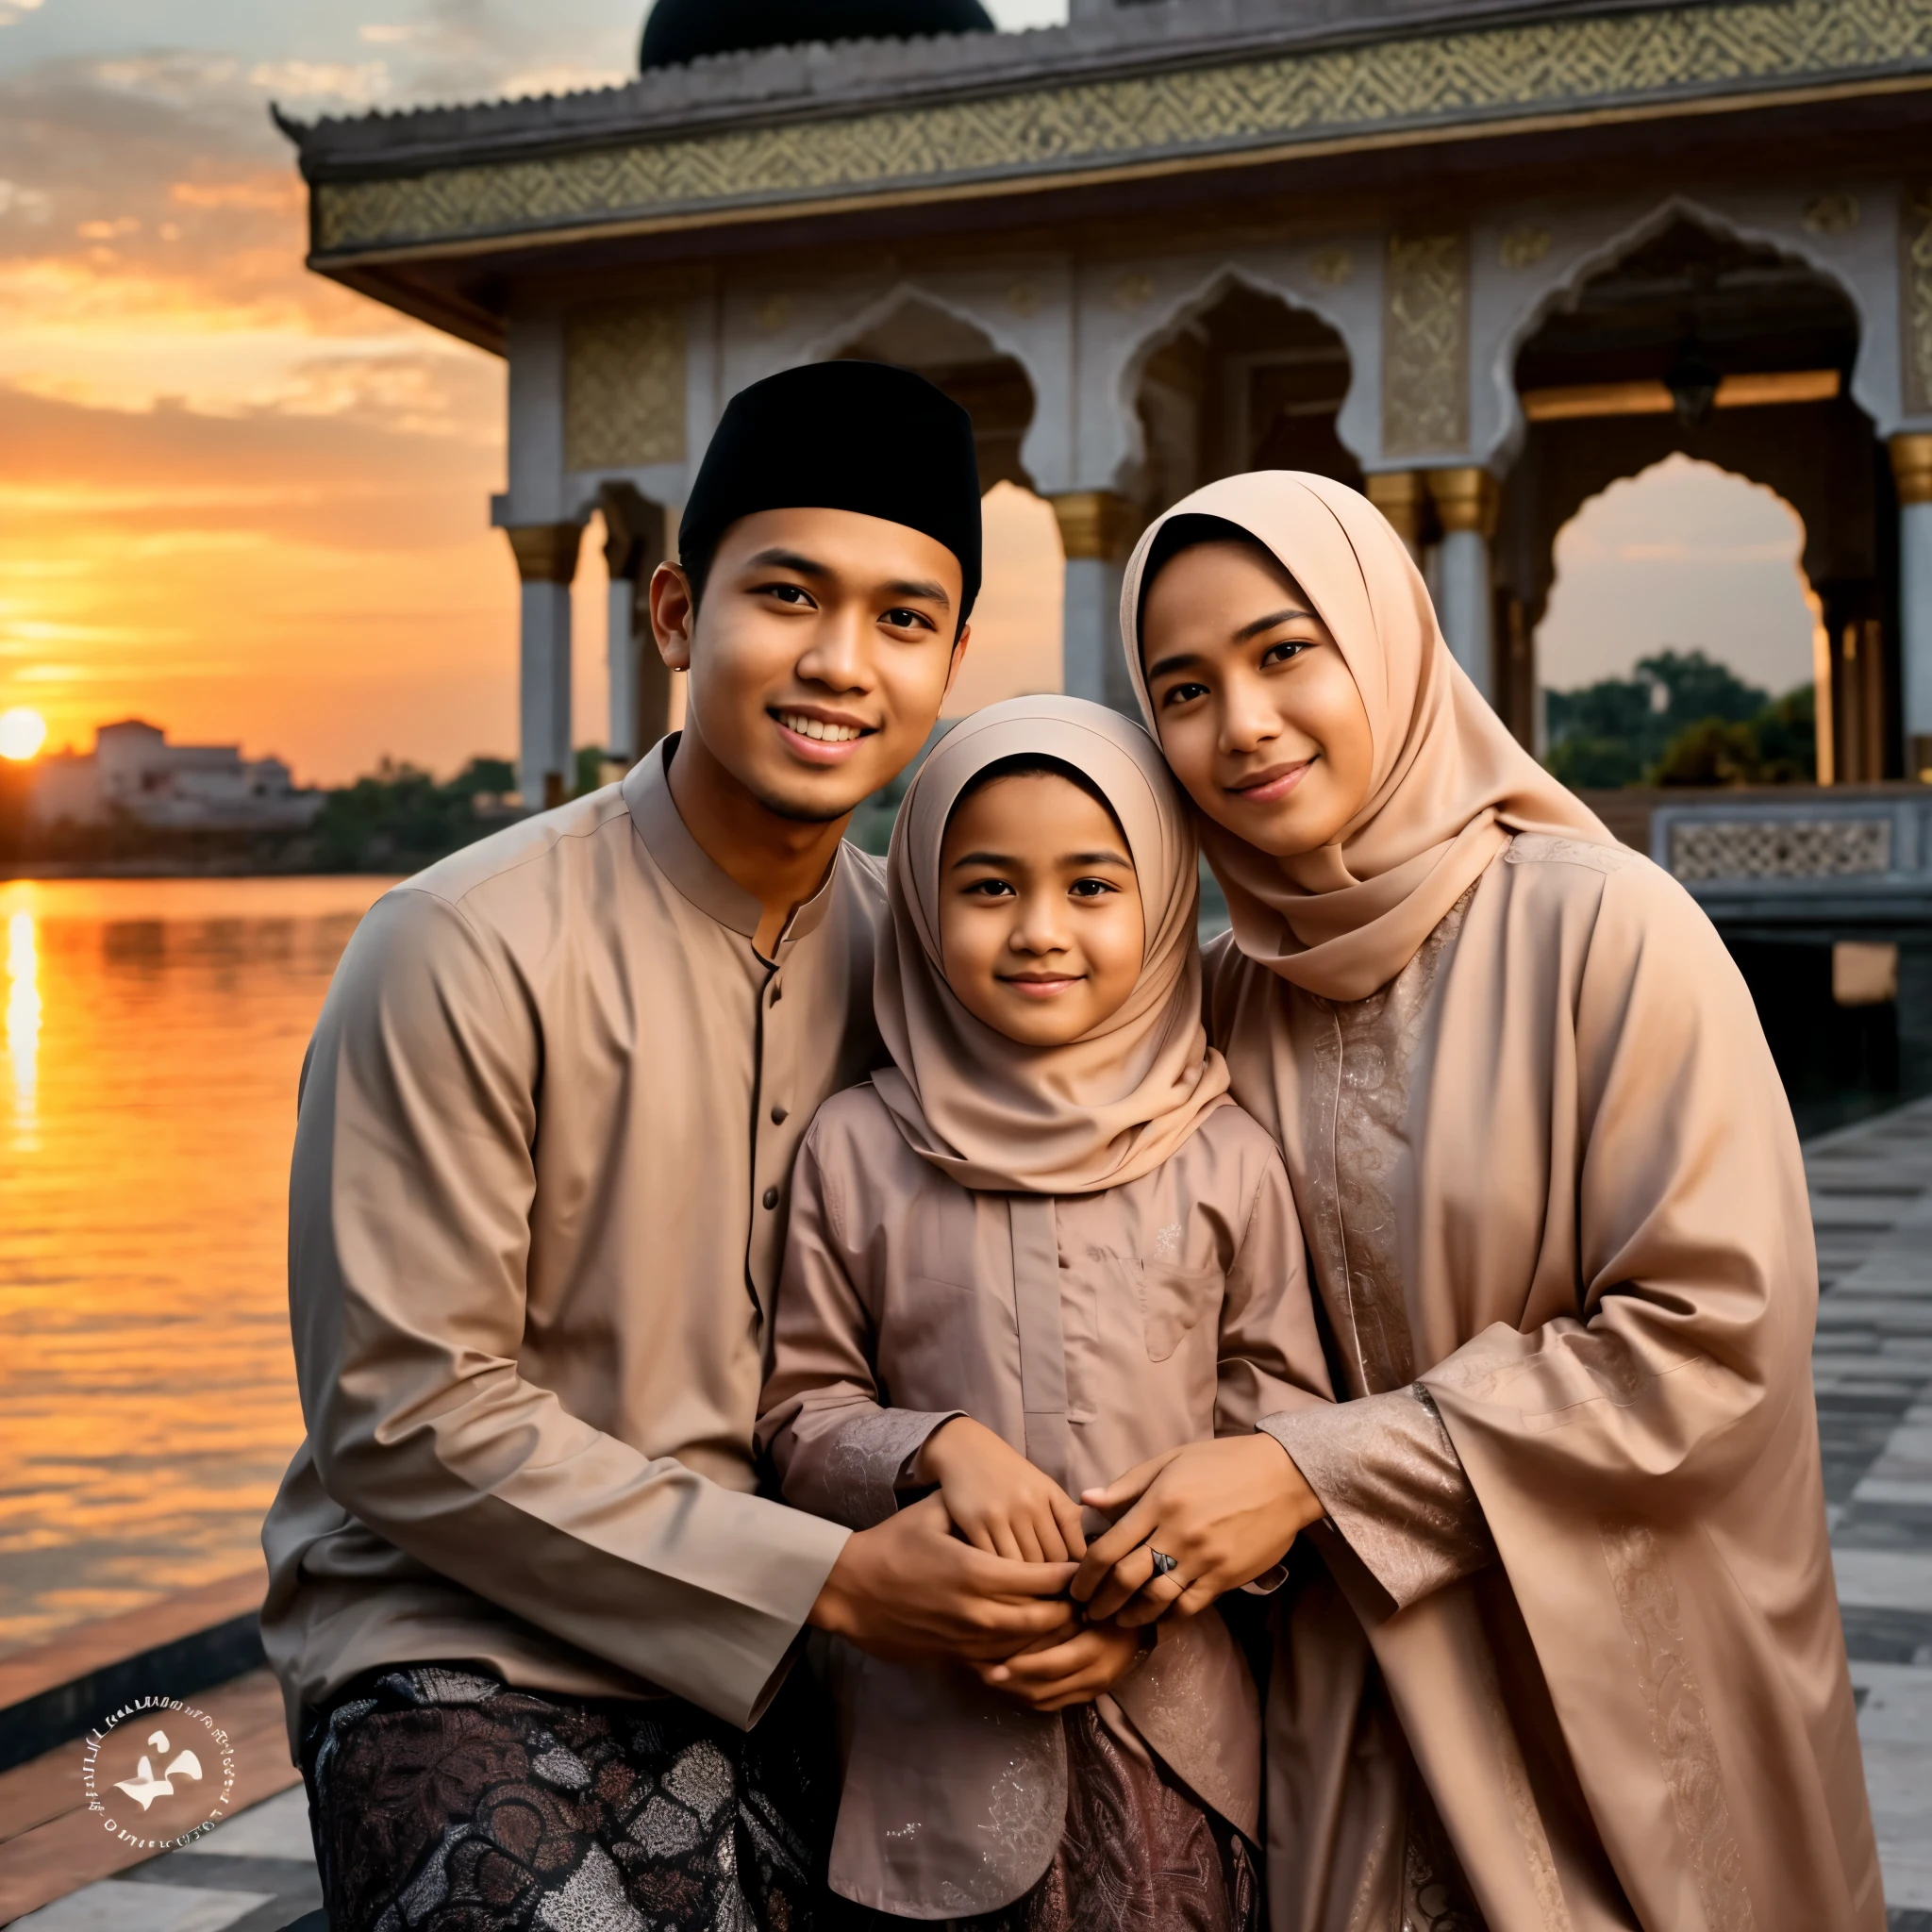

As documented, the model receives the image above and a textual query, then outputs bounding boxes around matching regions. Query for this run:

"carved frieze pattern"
[1383,232,1469,458]
[312,0,1932,256]
[1667,818,1892,881]
[564,301,686,472]
[1902,186,1932,416]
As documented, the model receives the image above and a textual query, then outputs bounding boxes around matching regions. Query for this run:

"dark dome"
[641,0,995,69]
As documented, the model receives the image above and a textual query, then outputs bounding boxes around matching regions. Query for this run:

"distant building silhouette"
[30,720,324,832]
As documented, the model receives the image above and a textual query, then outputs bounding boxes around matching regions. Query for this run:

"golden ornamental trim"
[1902,187,1932,417]
[1049,490,1142,561]
[312,0,1932,258]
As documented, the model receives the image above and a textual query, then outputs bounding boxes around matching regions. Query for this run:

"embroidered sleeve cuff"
[1257,1388,1494,1611]
[819,1407,964,1529]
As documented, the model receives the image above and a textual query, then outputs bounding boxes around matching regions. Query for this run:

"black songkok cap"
[679,360,982,622]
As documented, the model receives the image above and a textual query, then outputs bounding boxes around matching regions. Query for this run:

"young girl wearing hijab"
[758,695,1334,1931]
[1068,475,1881,1932]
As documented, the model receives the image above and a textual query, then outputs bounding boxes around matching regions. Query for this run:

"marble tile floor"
[1810,1095,1932,1929]
[17,1095,1932,1932]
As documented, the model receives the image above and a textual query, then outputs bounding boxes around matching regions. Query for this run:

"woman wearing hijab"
[1070,475,1881,1932]
[758,695,1335,1930]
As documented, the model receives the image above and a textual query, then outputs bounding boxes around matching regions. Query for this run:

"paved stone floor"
[15,1096,1932,1932]
[1809,1092,1932,1931]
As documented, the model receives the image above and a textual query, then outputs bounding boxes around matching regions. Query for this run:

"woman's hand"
[917,1416,1088,1563]
[1073,1434,1323,1624]
[971,1618,1147,1712]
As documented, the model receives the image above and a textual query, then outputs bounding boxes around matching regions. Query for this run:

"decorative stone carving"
[1802,192,1860,235]
[1309,246,1354,287]
[1901,187,1932,416]
[1383,232,1469,458]
[755,292,791,335]
[1111,273,1154,311]
[564,302,687,473]
[1667,818,1892,882]
[1498,225,1552,269]
[310,0,1932,258]
[1007,279,1041,317]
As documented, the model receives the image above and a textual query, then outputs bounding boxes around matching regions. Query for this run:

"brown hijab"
[872,694,1228,1194]
[1119,471,1612,1001]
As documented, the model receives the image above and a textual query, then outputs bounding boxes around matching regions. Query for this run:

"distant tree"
[308,756,524,871]
[446,756,516,799]
[1543,649,1809,789]
[1648,683,1817,786]
[1745,684,1818,784]
[1649,719,1763,786]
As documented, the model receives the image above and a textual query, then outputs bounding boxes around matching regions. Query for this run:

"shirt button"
[770,1105,789,1125]
[762,1186,779,1209]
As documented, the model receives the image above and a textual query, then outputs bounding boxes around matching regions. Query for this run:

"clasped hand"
[916,1416,1144,1712]
[811,1422,1322,1711]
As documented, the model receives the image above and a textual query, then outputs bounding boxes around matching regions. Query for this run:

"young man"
[262,362,1077,1932]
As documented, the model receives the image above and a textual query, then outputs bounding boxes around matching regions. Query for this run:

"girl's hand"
[917,1416,1088,1563]
[1073,1434,1322,1624]
[972,1618,1147,1711]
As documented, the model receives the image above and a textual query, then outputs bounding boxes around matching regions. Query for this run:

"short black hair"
[948,752,1127,843]
[1135,512,1274,643]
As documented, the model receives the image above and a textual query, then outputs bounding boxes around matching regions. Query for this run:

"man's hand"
[1072,1434,1323,1625]
[810,1493,1078,1662]
[917,1417,1088,1563]
[971,1619,1147,1712]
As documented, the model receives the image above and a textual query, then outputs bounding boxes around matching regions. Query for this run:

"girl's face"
[1140,541,1375,858]
[937,774,1146,1047]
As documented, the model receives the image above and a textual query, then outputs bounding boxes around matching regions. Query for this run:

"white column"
[1891,436,1932,782]
[1424,468,1499,707]
[1049,491,1141,714]
[505,524,583,811]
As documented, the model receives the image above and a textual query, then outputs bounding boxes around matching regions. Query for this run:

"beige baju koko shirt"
[758,1087,1333,1918]
[260,741,882,1743]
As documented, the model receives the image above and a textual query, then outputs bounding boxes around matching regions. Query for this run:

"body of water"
[0,875,392,1657]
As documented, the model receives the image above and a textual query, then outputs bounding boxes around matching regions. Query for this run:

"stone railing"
[1646,791,1929,886]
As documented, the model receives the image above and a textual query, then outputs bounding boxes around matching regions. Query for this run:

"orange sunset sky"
[2,0,1814,787]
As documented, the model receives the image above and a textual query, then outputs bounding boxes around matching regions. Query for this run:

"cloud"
[247,58,391,105]
[0,0,45,23]
[0,382,520,781]
[0,178,50,222]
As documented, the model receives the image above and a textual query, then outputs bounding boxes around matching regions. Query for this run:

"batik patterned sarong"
[301,1660,840,1932]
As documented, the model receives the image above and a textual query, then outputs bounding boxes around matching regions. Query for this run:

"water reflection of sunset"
[5,907,38,1129]
[0,876,392,1657]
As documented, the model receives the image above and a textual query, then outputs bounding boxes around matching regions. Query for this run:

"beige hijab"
[873,694,1228,1194]
[1119,472,1612,1001]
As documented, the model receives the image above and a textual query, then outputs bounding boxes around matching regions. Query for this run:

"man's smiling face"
[653,506,970,824]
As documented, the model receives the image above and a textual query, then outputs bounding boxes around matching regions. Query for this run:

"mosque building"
[279,0,1932,1079]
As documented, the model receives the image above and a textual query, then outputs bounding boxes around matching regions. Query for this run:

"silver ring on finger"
[1148,1548,1179,1579]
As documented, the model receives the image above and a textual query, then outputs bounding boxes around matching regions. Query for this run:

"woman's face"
[1140,541,1374,858]
[937,774,1145,1047]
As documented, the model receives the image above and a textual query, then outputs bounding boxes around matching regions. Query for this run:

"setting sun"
[0,709,48,763]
